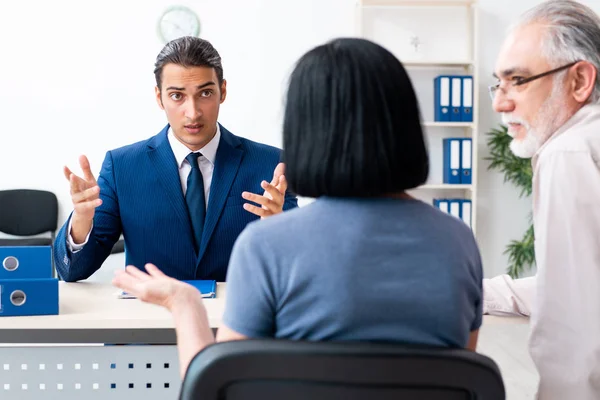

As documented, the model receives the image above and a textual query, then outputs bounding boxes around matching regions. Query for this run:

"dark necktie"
[185,152,206,253]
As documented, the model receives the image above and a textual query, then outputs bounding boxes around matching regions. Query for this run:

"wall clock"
[158,6,200,44]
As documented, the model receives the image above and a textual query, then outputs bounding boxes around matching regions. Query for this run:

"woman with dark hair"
[113,38,483,377]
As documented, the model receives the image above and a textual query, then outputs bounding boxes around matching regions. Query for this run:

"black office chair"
[179,340,505,400]
[0,189,58,247]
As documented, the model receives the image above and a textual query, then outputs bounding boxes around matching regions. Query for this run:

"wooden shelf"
[423,122,474,128]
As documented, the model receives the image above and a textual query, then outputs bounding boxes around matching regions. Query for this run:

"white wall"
[1,0,597,280]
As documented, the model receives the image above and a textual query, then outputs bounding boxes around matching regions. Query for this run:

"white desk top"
[0,281,226,331]
[0,281,527,343]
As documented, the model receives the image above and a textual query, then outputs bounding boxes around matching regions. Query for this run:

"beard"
[502,81,567,159]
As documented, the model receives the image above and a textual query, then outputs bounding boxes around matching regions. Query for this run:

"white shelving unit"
[356,0,479,235]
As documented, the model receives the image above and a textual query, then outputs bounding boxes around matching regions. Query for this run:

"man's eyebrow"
[493,67,532,79]
[165,82,216,91]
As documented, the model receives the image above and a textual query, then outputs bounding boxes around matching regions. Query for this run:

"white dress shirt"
[68,125,221,250]
[485,104,600,399]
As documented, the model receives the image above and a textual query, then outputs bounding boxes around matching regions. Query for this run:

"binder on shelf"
[461,76,474,122]
[433,199,473,230]
[433,199,449,213]
[434,76,451,122]
[460,199,472,229]
[451,77,462,122]
[0,278,59,317]
[443,138,461,184]
[449,199,461,220]
[460,138,472,184]
[0,246,52,280]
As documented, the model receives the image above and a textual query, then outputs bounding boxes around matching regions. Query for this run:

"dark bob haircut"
[154,36,224,91]
[283,38,428,198]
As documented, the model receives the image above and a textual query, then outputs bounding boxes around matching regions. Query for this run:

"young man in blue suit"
[54,36,298,282]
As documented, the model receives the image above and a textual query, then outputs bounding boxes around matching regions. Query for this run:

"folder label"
[462,200,472,228]
[463,78,473,107]
[449,201,461,219]
[451,77,462,121]
[438,201,449,213]
[440,77,450,107]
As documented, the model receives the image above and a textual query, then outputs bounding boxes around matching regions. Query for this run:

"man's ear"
[571,61,597,104]
[220,79,227,103]
[155,86,164,109]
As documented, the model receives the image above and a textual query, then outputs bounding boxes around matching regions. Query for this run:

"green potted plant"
[485,124,535,278]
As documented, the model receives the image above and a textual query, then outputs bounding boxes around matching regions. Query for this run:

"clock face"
[158,6,200,44]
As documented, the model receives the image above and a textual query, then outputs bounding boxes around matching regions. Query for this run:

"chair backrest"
[0,189,58,236]
[179,340,505,400]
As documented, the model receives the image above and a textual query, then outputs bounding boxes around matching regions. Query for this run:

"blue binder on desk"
[184,280,217,299]
[0,246,52,280]
[443,138,462,184]
[0,278,59,317]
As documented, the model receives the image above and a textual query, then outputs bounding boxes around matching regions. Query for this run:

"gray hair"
[512,0,600,103]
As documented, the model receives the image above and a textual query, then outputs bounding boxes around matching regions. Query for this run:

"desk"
[0,282,537,400]
[0,282,226,344]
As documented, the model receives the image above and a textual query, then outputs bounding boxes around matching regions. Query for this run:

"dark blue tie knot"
[186,152,202,170]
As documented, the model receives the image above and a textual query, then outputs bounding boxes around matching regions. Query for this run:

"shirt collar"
[167,124,221,168]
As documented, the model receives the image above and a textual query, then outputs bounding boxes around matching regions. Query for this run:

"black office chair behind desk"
[0,189,58,247]
[180,340,505,400]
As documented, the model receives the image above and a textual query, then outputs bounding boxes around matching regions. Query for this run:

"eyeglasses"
[488,61,579,100]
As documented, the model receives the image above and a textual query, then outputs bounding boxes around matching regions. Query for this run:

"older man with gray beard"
[483,1,600,398]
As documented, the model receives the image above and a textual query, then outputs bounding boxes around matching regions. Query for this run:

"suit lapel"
[146,125,192,232]
[197,125,243,263]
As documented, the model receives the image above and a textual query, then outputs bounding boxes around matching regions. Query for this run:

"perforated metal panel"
[0,345,180,399]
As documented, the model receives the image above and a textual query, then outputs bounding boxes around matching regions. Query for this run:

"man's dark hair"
[154,36,224,90]
[283,37,429,198]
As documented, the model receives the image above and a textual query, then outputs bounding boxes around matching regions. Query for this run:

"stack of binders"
[0,246,59,317]
[443,138,472,184]
[434,75,474,122]
[433,199,472,229]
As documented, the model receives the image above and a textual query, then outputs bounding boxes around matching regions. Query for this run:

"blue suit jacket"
[54,124,297,281]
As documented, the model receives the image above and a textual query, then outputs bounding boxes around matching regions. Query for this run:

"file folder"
[451,77,462,122]
[461,200,472,229]
[461,138,472,184]
[185,280,217,298]
[443,138,461,184]
[449,200,461,220]
[0,278,59,317]
[119,279,217,299]
[434,76,451,122]
[461,76,474,122]
[0,246,52,280]
[433,199,449,214]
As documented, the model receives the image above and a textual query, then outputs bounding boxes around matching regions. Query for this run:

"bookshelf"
[356,0,479,235]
